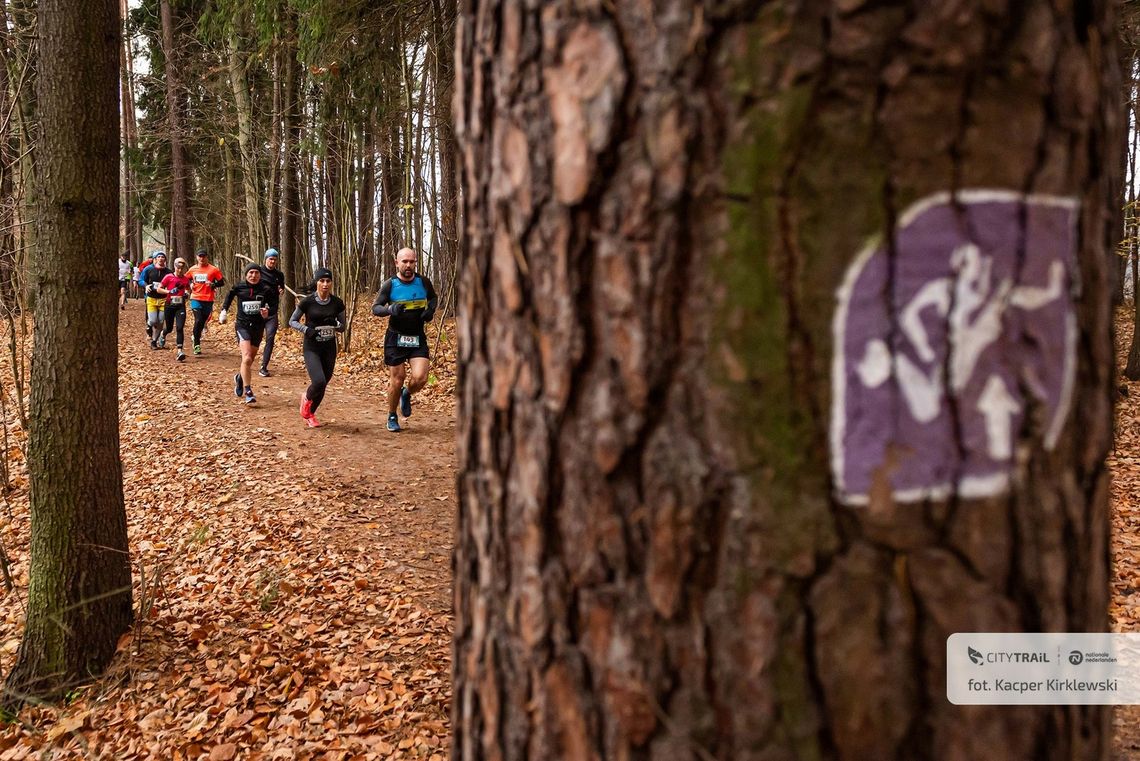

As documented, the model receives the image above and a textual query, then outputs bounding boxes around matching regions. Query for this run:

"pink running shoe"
[306,415,321,428]
[299,394,313,420]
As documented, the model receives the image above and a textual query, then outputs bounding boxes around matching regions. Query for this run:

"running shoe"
[306,415,321,428]
[258,367,271,378]
[299,393,312,420]
[158,335,166,349]
[176,351,185,362]
[193,344,201,356]
[387,413,401,432]
[150,340,158,350]
[244,389,257,405]
[400,387,412,418]
[233,373,243,397]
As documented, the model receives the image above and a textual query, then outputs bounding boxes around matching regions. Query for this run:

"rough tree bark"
[454,2,1120,759]
[4,0,131,706]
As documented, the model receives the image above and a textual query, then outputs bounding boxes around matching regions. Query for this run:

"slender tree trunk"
[227,34,265,260]
[118,0,135,264]
[280,15,300,315]
[120,0,141,261]
[432,0,458,316]
[454,2,1120,759]
[10,0,35,303]
[268,43,281,248]
[0,0,19,303]
[4,0,130,706]
[160,0,190,260]
[223,138,237,280]
[358,111,375,291]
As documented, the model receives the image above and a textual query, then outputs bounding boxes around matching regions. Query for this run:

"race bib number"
[169,296,183,305]
[316,325,336,341]
[193,274,208,283]
[396,334,421,348]
[241,301,262,315]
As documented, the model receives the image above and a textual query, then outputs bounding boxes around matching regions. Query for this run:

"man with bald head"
[371,247,438,432]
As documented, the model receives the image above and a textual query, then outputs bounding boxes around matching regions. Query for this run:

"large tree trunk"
[453,2,1120,759]
[160,0,190,260]
[4,0,130,706]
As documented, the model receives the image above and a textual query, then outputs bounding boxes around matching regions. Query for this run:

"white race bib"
[193,274,208,283]
[241,301,262,315]
[169,296,183,305]
[316,325,336,341]
[396,334,421,348]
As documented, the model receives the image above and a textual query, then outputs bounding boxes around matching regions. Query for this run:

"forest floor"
[1113,306,1140,760]
[0,300,1138,757]
[0,299,458,759]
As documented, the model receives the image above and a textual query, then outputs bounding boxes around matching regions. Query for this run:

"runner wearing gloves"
[371,247,437,432]
[289,268,345,428]
[219,264,279,405]
[157,257,192,361]
[142,252,171,348]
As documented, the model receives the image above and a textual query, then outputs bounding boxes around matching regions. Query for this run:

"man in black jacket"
[258,248,287,377]
[219,264,279,404]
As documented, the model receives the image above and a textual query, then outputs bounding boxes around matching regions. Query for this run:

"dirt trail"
[0,300,456,759]
[132,306,457,612]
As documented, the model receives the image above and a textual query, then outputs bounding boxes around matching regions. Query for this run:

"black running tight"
[163,306,186,347]
[303,343,337,412]
[191,306,211,346]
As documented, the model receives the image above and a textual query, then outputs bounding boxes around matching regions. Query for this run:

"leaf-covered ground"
[2,299,1140,757]
[1115,306,1140,760]
[0,301,457,759]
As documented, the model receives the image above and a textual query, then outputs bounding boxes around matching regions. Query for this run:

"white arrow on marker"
[977,374,1021,461]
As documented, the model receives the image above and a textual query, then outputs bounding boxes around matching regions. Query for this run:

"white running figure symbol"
[853,242,1065,458]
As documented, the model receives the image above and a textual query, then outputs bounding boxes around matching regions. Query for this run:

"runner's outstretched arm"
[288,307,309,336]
[371,280,394,316]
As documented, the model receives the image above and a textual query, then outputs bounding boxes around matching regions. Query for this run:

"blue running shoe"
[387,413,401,432]
[400,387,412,418]
[233,373,243,397]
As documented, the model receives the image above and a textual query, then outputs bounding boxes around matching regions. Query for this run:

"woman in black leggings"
[289,268,345,428]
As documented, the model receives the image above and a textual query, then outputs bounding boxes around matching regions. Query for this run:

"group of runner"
[122,245,437,431]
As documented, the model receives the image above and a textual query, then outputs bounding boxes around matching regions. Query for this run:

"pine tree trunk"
[228,35,265,260]
[279,13,300,316]
[160,0,190,260]
[4,0,131,706]
[454,2,1120,759]
[431,0,458,317]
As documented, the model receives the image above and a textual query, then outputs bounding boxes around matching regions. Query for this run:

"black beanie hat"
[314,267,333,281]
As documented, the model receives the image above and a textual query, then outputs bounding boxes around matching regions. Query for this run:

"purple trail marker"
[830,190,1078,505]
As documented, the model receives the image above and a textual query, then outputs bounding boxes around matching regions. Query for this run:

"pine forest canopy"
[121,0,458,317]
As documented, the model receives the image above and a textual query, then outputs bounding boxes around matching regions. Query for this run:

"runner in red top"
[186,249,225,356]
[156,258,192,361]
